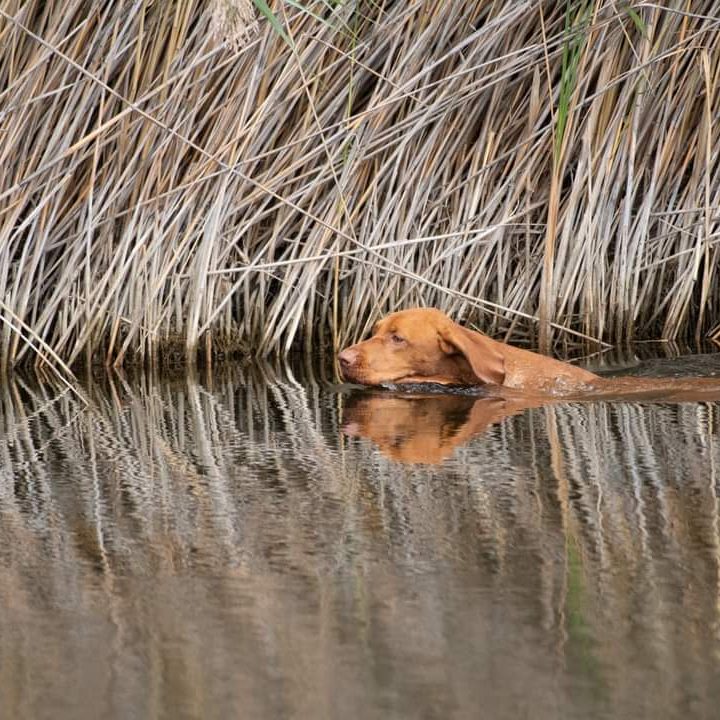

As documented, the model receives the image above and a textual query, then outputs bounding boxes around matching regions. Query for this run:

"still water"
[1,357,720,720]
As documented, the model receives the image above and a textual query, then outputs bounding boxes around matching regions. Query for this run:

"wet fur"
[339,308,720,400]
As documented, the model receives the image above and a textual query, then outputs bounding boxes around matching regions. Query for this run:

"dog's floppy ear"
[438,322,506,386]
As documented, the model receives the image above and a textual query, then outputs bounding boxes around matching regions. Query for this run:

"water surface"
[1,359,720,719]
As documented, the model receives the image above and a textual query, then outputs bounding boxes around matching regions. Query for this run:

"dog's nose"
[338,347,358,369]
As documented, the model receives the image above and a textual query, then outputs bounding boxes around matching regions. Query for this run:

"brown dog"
[338,307,720,399]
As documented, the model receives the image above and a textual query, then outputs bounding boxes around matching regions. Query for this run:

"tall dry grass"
[0,1,719,372]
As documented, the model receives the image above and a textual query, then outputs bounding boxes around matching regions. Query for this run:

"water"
[1,357,720,720]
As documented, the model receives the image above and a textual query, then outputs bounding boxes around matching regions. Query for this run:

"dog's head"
[338,308,505,387]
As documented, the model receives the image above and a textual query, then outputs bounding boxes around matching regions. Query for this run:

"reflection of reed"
[0,371,719,718]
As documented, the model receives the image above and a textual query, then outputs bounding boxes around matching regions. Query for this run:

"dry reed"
[0,1,719,372]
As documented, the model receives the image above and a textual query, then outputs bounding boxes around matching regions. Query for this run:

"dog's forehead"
[383,308,449,331]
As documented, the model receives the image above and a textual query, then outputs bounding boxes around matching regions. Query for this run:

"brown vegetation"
[0,1,718,374]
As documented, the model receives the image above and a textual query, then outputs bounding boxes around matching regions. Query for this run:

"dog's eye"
[390,334,404,344]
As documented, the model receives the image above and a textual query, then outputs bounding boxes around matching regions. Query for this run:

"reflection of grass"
[1,373,720,715]
[1,2,718,391]
[565,537,608,706]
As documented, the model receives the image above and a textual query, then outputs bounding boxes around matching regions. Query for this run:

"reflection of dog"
[342,392,535,464]
[339,307,720,399]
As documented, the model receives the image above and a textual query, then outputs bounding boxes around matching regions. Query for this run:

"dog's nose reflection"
[341,392,532,465]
